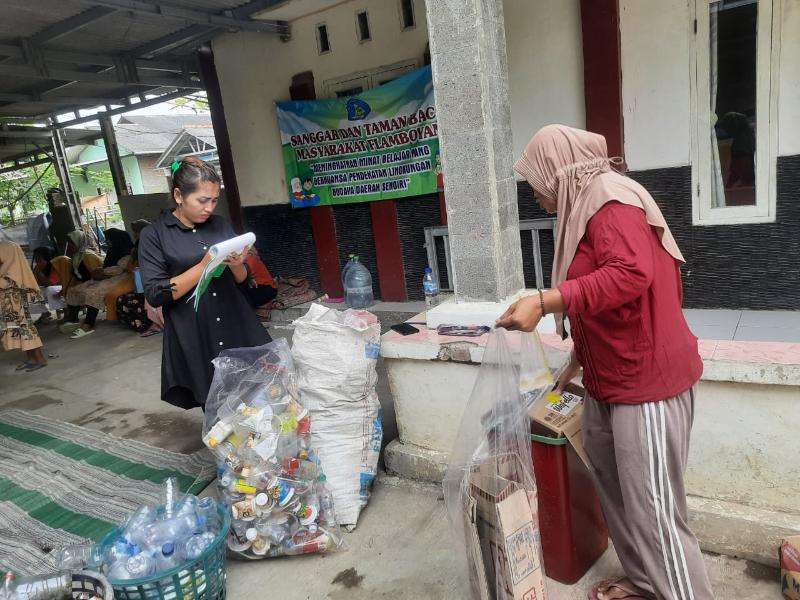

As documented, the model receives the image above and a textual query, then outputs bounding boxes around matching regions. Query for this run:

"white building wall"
[213,0,586,207]
[505,0,586,161]
[620,0,800,171]
[778,0,800,157]
[213,0,430,207]
[619,0,693,171]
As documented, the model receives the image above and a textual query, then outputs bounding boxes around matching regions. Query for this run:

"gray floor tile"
[687,323,737,341]
[732,325,800,343]
[683,309,742,327]
[736,310,800,328]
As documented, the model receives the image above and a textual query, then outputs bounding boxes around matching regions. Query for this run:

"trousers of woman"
[583,387,714,600]
[65,305,99,326]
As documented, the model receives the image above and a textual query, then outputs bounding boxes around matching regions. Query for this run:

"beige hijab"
[0,242,40,293]
[513,124,684,334]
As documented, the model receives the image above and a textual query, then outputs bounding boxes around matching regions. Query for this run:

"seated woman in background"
[31,246,65,322]
[100,228,137,322]
[1,242,47,371]
[116,220,164,337]
[243,247,278,318]
[62,229,134,339]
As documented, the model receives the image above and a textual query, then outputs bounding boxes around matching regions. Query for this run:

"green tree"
[169,93,210,114]
[0,164,55,225]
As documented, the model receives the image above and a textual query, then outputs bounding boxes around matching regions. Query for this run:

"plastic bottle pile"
[202,349,342,559]
[55,479,223,582]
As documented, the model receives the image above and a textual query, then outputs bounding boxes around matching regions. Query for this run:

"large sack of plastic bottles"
[202,339,342,558]
[54,478,226,583]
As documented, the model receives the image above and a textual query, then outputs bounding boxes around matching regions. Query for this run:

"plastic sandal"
[59,322,81,334]
[588,577,649,600]
[24,363,46,372]
[70,328,95,339]
[15,362,34,371]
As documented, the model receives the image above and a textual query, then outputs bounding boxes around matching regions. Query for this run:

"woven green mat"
[0,409,216,576]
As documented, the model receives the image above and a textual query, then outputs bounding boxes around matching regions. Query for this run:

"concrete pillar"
[424,0,524,302]
[99,115,129,200]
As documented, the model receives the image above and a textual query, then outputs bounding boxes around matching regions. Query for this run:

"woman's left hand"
[224,251,246,267]
[495,295,543,332]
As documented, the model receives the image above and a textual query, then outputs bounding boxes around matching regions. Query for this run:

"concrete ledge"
[688,495,800,567]
[384,439,448,483]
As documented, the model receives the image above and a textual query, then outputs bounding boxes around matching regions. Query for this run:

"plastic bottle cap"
[162,542,174,556]
[424,267,432,273]
[255,493,269,507]
[245,528,258,542]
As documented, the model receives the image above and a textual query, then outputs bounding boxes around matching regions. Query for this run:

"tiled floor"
[684,309,800,343]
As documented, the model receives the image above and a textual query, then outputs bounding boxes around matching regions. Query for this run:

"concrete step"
[384,439,800,568]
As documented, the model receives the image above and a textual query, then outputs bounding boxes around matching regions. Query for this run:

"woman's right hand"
[554,352,582,394]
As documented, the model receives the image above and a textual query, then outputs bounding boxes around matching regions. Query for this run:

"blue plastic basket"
[101,504,230,600]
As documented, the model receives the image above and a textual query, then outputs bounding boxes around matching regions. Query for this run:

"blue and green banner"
[276,66,440,208]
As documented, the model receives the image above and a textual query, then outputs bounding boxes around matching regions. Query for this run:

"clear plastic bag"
[202,339,343,559]
[443,328,553,600]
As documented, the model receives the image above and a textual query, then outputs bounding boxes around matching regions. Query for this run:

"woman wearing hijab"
[115,220,163,336]
[0,242,47,371]
[497,125,712,600]
[62,228,135,338]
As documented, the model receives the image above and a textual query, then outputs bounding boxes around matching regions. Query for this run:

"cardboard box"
[781,535,800,599]
[527,383,589,468]
[464,456,547,600]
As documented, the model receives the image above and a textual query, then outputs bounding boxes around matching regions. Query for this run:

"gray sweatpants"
[582,387,714,600]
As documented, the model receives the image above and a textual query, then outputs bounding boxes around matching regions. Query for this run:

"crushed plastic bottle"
[54,481,225,585]
[55,544,104,571]
[201,341,343,559]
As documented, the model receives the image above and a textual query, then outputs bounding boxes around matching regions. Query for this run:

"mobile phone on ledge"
[391,323,420,336]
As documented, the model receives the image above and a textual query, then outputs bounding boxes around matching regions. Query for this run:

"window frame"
[323,60,420,99]
[688,0,782,226]
[398,0,416,30]
[316,22,331,55]
[355,10,372,43]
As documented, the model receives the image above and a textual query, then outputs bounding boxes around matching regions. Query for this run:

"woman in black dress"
[138,157,271,409]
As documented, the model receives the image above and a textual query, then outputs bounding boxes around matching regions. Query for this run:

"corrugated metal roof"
[0,0,287,127]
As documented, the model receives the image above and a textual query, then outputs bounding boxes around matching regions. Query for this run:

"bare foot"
[594,577,649,600]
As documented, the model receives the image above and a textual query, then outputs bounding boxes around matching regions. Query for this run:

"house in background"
[154,125,219,175]
[69,115,215,211]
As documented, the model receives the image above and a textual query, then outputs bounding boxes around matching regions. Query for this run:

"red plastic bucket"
[530,431,609,584]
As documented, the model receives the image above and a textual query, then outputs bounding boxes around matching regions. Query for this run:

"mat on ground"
[0,409,216,576]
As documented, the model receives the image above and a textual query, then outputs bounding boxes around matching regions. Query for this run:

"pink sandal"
[588,577,650,600]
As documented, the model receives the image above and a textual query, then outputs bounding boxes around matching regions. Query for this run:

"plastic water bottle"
[140,517,191,548]
[153,542,180,572]
[423,266,439,308]
[343,256,374,309]
[55,543,104,570]
[183,532,216,561]
[125,553,155,579]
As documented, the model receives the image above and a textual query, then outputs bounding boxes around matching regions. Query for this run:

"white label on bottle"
[347,286,372,295]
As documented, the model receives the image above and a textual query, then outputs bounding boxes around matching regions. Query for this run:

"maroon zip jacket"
[558,202,703,404]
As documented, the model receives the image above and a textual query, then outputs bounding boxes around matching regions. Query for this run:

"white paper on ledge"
[189,232,256,310]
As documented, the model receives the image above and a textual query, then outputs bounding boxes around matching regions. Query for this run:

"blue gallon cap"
[162,542,175,556]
